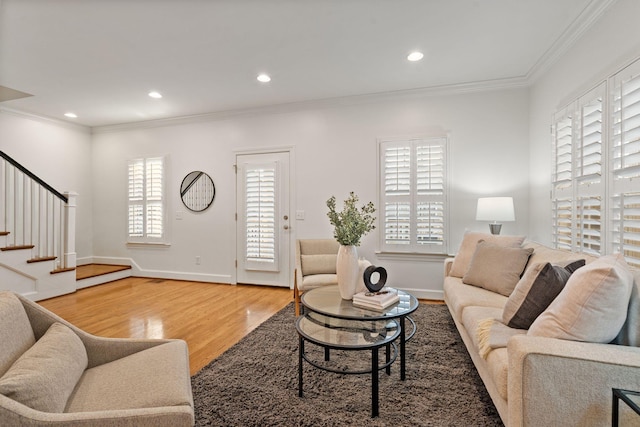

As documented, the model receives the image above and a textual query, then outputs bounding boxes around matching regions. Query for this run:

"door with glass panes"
[235,151,290,287]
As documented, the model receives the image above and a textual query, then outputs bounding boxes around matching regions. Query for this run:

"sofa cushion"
[66,340,192,413]
[299,273,338,291]
[460,306,510,400]
[503,260,585,329]
[523,241,596,266]
[0,292,36,377]
[0,322,87,413]
[529,254,634,343]
[449,232,525,278]
[461,306,504,352]
[444,277,508,320]
[299,239,339,255]
[301,254,337,275]
[462,241,534,296]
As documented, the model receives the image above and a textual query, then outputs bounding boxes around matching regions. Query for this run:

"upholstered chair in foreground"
[293,239,340,316]
[0,291,194,426]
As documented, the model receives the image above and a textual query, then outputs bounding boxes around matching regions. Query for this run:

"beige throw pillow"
[301,254,337,275]
[528,254,633,343]
[449,232,525,278]
[503,260,585,329]
[0,322,88,413]
[462,241,534,296]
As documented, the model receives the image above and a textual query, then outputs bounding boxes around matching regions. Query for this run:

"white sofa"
[443,237,640,426]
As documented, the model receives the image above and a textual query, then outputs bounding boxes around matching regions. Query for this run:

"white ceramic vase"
[336,245,359,300]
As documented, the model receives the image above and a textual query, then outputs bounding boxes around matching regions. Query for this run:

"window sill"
[375,251,451,262]
[126,242,171,248]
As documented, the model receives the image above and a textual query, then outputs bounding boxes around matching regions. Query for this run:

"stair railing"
[0,151,76,271]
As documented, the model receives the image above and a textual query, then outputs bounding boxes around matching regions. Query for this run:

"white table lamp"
[476,197,515,235]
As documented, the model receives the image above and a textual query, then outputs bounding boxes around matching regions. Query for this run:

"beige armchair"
[0,291,194,426]
[294,239,340,316]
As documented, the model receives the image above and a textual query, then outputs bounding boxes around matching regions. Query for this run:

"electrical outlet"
[195,256,201,265]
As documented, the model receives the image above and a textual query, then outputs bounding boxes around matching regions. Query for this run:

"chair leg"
[294,274,301,317]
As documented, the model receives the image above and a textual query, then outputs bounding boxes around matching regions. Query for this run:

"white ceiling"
[0,0,611,128]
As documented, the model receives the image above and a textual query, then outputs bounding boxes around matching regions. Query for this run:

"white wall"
[528,0,640,244]
[91,87,530,298]
[0,110,94,257]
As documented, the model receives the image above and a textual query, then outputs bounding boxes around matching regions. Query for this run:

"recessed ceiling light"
[64,112,77,118]
[148,91,162,99]
[257,74,271,83]
[407,51,424,62]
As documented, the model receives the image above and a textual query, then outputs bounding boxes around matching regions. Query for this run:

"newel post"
[63,191,77,269]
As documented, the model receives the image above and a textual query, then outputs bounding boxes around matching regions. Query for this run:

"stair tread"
[27,256,57,263]
[51,267,76,274]
[76,264,132,281]
[1,244,35,251]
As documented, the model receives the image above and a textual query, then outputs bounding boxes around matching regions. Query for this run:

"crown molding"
[91,76,529,134]
[526,0,618,83]
[0,106,91,133]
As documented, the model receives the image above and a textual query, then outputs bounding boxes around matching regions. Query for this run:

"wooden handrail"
[0,151,68,203]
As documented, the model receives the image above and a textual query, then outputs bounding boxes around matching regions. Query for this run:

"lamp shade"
[476,197,515,222]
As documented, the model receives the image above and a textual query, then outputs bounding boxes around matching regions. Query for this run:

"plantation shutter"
[244,162,278,270]
[551,85,604,255]
[416,143,445,246]
[380,137,447,254]
[552,108,574,249]
[575,86,604,255]
[146,158,164,239]
[128,159,144,238]
[127,157,165,242]
[610,59,640,267]
[383,145,411,245]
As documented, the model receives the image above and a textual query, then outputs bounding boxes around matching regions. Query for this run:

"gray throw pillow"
[462,241,534,296]
[503,259,585,329]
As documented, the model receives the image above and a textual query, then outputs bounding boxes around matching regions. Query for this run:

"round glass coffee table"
[301,285,418,380]
[296,285,418,418]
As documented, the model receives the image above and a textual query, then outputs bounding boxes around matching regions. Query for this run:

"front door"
[235,151,291,287]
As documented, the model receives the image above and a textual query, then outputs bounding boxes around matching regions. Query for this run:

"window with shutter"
[379,137,448,254]
[610,58,640,266]
[551,56,640,267]
[244,162,277,270]
[127,157,166,243]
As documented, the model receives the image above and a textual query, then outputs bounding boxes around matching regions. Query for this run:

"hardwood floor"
[38,278,292,375]
[39,278,442,376]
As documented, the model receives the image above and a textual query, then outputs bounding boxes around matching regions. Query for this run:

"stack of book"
[352,288,400,311]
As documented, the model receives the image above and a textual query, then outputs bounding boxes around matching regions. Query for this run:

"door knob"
[283,225,289,230]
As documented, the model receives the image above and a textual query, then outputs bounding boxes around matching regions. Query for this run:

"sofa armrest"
[444,257,455,277]
[19,294,180,368]
[507,335,640,427]
[0,394,194,427]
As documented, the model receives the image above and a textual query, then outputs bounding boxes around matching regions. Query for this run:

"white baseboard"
[397,287,444,301]
[83,256,233,284]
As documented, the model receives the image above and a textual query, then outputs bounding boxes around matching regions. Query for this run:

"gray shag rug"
[191,303,503,426]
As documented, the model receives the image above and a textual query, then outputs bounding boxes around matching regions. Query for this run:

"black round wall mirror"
[180,171,215,212]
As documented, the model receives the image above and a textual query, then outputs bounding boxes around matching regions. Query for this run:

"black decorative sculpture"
[363,265,387,292]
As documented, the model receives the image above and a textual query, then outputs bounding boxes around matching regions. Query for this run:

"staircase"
[0,151,77,301]
[76,264,132,289]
